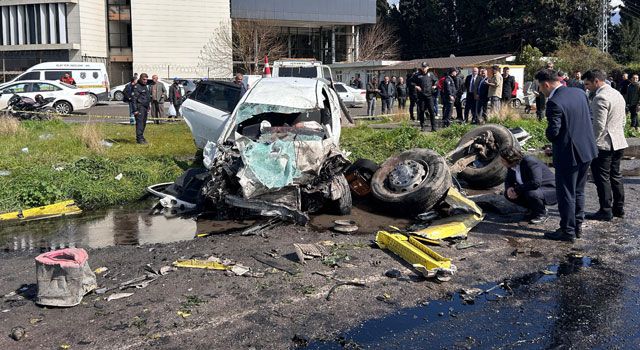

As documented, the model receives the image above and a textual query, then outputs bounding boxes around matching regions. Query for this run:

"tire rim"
[386,160,429,193]
[56,103,70,114]
[115,92,123,101]
[90,94,97,105]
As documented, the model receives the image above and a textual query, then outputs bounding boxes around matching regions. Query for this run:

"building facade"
[0,0,376,85]
[231,0,376,65]
[0,0,108,81]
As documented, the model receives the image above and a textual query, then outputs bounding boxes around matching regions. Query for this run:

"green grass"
[0,120,196,212]
[340,115,549,164]
[0,112,636,213]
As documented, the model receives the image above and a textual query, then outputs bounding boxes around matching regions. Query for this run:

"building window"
[108,21,131,48]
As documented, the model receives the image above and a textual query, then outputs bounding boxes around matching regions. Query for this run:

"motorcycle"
[2,93,57,120]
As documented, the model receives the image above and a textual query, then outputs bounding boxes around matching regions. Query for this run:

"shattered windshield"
[235,103,315,125]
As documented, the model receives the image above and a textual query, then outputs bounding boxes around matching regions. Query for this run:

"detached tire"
[371,149,451,215]
[334,174,352,215]
[456,124,518,189]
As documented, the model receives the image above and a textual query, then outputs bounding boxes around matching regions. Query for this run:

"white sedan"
[0,80,93,114]
[334,82,366,107]
[109,79,173,101]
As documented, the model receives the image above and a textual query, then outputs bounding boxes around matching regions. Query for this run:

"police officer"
[133,73,151,144]
[442,67,458,128]
[410,62,437,132]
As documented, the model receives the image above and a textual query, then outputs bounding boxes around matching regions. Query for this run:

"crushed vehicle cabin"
[178,77,353,224]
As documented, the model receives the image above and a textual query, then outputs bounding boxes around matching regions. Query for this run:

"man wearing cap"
[442,67,458,127]
[409,62,437,131]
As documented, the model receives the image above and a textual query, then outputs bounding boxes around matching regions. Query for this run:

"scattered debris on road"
[35,248,96,307]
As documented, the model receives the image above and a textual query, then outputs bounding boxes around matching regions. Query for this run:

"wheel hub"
[387,160,427,193]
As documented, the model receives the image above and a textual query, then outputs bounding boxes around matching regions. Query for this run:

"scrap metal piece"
[0,200,81,223]
[293,243,330,264]
[412,187,484,240]
[375,231,456,279]
[172,259,229,271]
[252,255,299,275]
[225,195,309,225]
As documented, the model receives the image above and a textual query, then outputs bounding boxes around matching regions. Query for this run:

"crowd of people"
[500,68,628,242]
[362,63,518,132]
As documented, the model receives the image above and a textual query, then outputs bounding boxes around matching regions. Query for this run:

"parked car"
[109,79,172,101]
[0,80,93,114]
[272,59,333,81]
[333,82,366,107]
[180,77,352,224]
[9,62,110,105]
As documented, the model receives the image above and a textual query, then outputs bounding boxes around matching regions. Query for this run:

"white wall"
[131,0,231,79]
[77,0,107,59]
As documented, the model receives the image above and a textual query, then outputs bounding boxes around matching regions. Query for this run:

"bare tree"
[200,20,288,76]
[358,22,400,61]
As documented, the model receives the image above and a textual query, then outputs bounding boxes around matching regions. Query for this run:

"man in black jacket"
[133,73,151,144]
[454,68,465,122]
[442,67,457,128]
[501,146,557,224]
[407,70,418,120]
[502,67,516,105]
[464,67,479,123]
[410,62,437,131]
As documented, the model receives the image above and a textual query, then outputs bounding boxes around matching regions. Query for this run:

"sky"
[387,0,623,24]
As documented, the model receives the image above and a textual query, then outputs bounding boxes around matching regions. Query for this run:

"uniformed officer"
[442,67,458,127]
[133,73,152,144]
[409,62,437,132]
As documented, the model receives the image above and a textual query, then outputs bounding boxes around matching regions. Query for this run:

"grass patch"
[0,120,196,212]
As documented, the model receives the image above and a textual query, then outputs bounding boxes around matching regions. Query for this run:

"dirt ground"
[1,175,639,349]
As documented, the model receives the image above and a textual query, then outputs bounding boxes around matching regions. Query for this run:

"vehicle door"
[0,82,32,109]
[333,83,351,103]
[180,81,241,148]
[32,82,62,100]
[323,86,342,145]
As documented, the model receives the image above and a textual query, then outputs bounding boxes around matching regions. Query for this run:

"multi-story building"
[0,0,376,85]
[0,0,108,81]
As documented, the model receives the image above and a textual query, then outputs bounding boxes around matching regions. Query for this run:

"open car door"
[181,80,241,149]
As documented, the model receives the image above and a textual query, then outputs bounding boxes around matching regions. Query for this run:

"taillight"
[75,92,89,95]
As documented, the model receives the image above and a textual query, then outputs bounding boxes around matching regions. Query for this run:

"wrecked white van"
[180,78,352,224]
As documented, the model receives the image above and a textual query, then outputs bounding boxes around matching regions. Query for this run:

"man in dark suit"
[475,68,489,124]
[464,67,479,123]
[535,69,598,242]
[501,147,557,224]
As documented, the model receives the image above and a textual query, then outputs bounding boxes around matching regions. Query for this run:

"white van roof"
[27,62,106,70]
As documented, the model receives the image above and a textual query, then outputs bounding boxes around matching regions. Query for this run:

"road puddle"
[304,255,619,349]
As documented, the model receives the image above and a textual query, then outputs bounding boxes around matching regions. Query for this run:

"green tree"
[614,1,640,63]
[516,44,543,80]
[552,43,620,75]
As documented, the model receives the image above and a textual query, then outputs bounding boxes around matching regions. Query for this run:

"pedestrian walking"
[133,73,152,144]
[366,77,379,116]
[123,76,137,124]
[464,67,479,123]
[626,74,640,130]
[475,68,489,124]
[500,146,556,225]
[168,79,183,118]
[502,67,515,106]
[536,69,598,242]
[442,67,457,127]
[396,77,408,111]
[379,76,395,115]
[150,75,167,123]
[582,69,628,221]
[486,65,503,114]
[454,68,464,122]
[410,62,437,131]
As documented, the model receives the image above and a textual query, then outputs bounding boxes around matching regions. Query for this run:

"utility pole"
[598,0,609,52]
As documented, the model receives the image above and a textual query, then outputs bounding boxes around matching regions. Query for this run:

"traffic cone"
[264,55,271,77]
